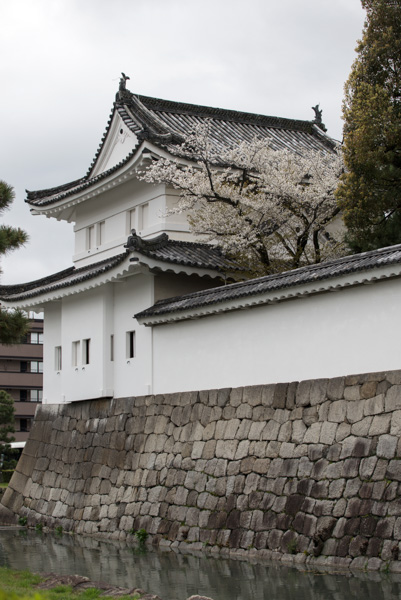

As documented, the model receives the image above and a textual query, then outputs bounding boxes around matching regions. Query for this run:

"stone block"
[375,517,395,538]
[386,370,401,385]
[369,414,391,436]
[279,443,295,459]
[328,400,347,423]
[223,419,240,440]
[302,406,318,427]
[391,410,401,435]
[243,385,263,407]
[296,380,311,407]
[325,462,342,479]
[344,386,361,401]
[344,478,361,498]
[240,456,256,474]
[327,377,345,400]
[303,423,322,444]
[332,498,347,517]
[215,439,240,461]
[361,381,378,399]
[253,458,271,475]
[261,420,280,441]
[346,401,364,424]
[319,421,338,445]
[326,443,342,461]
[248,421,265,441]
[308,444,324,461]
[336,422,351,442]
[340,436,371,459]
[377,434,398,459]
[309,379,328,406]
[385,385,401,412]
[268,529,283,550]
[278,421,292,442]
[386,460,401,481]
[364,394,384,416]
[291,420,306,444]
[328,479,345,499]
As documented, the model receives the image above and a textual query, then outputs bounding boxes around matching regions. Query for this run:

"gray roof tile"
[26,88,336,207]
[135,243,401,321]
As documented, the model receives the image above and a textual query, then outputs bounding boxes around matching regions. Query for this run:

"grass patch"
[0,483,8,489]
[0,568,139,600]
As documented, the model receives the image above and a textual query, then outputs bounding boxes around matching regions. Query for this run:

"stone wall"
[3,369,401,572]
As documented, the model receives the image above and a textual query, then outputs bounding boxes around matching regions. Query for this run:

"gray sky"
[0,0,365,284]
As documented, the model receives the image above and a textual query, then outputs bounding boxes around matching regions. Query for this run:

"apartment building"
[0,319,43,442]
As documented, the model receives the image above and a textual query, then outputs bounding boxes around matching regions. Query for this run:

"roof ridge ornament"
[311,104,327,132]
[118,72,131,101]
[125,229,169,252]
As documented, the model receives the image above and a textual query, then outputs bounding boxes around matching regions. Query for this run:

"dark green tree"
[336,0,401,252]
[0,390,15,482]
[0,181,29,343]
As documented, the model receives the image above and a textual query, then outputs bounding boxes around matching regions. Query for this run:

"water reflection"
[0,529,400,600]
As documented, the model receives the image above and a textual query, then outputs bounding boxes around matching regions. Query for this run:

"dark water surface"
[0,528,401,600]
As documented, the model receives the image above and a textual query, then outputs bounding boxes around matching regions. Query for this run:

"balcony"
[13,402,38,417]
[0,343,43,360]
[0,371,43,388]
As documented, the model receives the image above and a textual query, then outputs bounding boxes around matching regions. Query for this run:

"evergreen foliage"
[0,181,29,343]
[336,0,401,252]
[0,390,15,481]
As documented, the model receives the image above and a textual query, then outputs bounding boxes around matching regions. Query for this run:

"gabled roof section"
[26,84,337,208]
[135,244,401,324]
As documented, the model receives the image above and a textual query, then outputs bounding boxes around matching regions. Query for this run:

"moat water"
[0,528,401,600]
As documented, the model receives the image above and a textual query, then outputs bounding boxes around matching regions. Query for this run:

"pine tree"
[0,181,29,343]
[0,390,15,482]
[336,0,401,252]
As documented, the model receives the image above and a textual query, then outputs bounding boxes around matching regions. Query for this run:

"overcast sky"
[0,0,365,284]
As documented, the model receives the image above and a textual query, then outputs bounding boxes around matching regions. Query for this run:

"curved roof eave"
[27,141,165,215]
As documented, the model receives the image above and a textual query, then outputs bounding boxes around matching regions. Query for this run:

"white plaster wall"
[151,279,401,394]
[72,180,193,267]
[60,289,109,402]
[112,272,154,398]
[42,302,62,403]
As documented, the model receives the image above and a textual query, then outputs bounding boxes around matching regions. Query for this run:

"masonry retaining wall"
[3,369,401,572]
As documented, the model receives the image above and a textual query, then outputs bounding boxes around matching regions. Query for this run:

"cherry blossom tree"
[140,126,344,276]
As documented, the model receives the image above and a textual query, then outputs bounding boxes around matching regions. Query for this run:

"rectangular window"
[72,341,80,367]
[126,331,135,359]
[83,339,90,365]
[110,335,114,362]
[126,208,136,235]
[30,332,43,344]
[20,361,28,373]
[30,361,43,373]
[20,390,28,402]
[138,203,149,232]
[31,389,42,403]
[20,418,29,432]
[98,221,105,245]
[87,225,95,250]
[55,347,62,371]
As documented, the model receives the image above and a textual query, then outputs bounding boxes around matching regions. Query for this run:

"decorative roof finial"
[119,72,130,92]
[311,104,327,132]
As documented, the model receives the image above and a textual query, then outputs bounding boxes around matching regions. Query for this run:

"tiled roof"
[0,253,129,302]
[135,243,401,321]
[0,234,238,302]
[126,230,240,273]
[26,87,336,207]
